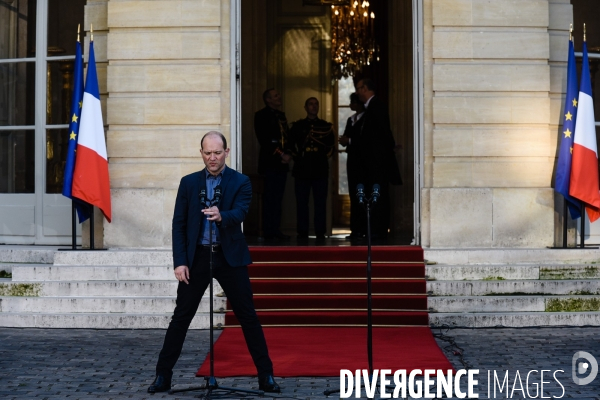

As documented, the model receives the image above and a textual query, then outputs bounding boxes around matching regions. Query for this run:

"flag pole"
[90,207,95,250]
[581,205,586,248]
[61,25,83,252]
[562,23,572,250]
[562,200,568,248]
[89,23,95,251]
[71,25,81,251]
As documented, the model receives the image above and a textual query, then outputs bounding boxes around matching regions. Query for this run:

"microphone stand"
[169,195,264,399]
[324,185,378,397]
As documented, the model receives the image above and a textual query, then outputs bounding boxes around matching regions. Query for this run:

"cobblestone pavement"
[1,327,600,399]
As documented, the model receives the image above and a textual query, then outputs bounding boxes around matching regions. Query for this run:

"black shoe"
[345,233,363,240]
[275,232,291,241]
[148,374,171,393]
[259,375,281,393]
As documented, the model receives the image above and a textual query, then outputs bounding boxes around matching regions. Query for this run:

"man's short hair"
[262,88,275,106]
[361,78,376,92]
[349,92,362,105]
[201,131,228,150]
[304,97,318,107]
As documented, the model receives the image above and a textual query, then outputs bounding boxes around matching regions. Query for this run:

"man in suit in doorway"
[148,131,280,394]
[355,78,401,241]
[254,89,293,242]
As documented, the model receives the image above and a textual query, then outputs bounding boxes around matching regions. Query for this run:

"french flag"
[72,40,112,222]
[570,41,600,222]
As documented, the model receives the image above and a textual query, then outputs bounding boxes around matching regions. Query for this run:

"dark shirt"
[289,117,335,180]
[254,106,291,174]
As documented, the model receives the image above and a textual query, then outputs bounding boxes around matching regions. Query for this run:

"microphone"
[356,184,365,205]
[212,185,222,206]
[371,184,380,204]
[199,189,207,207]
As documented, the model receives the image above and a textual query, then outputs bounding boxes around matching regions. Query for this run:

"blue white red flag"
[570,41,600,222]
[61,39,91,223]
[555,38,581,219]
[71,40,112,222]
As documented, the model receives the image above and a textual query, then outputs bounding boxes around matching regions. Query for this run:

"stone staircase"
[2,247,600,328]
[0,248,224,329]
[425,249,600,327]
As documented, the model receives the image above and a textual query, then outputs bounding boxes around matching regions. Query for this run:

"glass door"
[0,0,85,244]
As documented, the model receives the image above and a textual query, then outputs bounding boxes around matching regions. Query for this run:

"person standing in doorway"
[289,97,335,243]
[254,89,292,242]
[339,93,366,240]
[355,78,401,241]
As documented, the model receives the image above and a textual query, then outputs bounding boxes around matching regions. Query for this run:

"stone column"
[423,0,558,248]
[102,0,232,247]
[82,0,109,249]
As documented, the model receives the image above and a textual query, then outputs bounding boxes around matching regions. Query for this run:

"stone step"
[11,264,176,281]
[426,264,600,281]
[428,295,600,313]
[15,263,600,283]
[0,280,223,297]
[0,296,226,313]
[0,247,56,264]
[425,248,600,265]
[429,311,600,328]
[51,248,600,267]
[427,280,600,296]
[53,250,171,266]
[3,247,599,267]
[0,312,221,329]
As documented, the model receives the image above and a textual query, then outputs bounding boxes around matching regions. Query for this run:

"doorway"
[239,0,416,243]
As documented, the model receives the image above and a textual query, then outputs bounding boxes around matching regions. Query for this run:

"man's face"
[201,135,230,175]
[350,98,361,112]
[305,98,319,118]
[356,80,368,103]
[266,90,282,109]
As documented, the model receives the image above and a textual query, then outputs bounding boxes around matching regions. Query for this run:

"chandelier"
[303,0,350,5]
[331,1,379,82]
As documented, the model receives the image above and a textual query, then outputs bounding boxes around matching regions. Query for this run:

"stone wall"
[421,0,571,247]
[86,0,233,248]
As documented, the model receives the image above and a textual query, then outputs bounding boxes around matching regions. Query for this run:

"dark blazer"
[172,166,252,269]
[254,106,290,174]
[289,117,335,180]
[359,96,402,185]
[342,114,364,175]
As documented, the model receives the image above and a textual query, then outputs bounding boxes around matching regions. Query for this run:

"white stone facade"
[81,0,572,249]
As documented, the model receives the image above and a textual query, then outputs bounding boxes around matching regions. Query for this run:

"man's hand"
[339,136,349,146]
[202,206,222,222]
[174,265,190,284]
[281,153,292,164]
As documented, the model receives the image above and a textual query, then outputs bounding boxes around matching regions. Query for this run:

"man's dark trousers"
[156,246,273,379]
[262,170,288,237]
[294,177,328,235]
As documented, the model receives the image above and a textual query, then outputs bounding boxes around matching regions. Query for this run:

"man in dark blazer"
[148,131,280,394]
[339,93,366,240]
[355,79,402,240]
[254,88,292,241]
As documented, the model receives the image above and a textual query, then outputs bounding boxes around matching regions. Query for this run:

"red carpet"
[197,327,454,377]
[197,246,453,377]
[226,245,429,327]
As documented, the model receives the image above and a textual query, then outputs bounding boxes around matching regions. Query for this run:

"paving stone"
[1,327,600,399]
